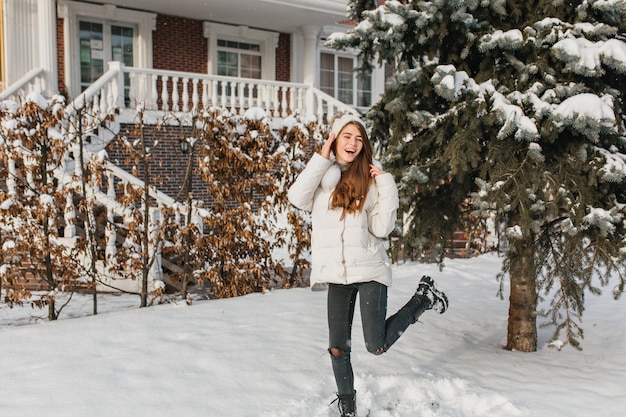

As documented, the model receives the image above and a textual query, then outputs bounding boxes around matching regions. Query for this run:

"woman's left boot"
[336,390,357,417]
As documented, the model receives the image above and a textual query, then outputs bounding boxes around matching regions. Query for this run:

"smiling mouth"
[345,149,356,154]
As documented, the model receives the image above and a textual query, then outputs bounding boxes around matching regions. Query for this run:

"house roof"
[99,0,348,33]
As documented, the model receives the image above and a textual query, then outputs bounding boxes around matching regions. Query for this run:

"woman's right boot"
[336,390,357,417]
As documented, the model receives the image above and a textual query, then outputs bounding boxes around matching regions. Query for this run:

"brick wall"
[106,123,271,208]
[153,15,207,73]
[56,18,66,95]
[106,121,312,209]
[107,123,191,202]
[152,14,291,82]
[276,33,290,82]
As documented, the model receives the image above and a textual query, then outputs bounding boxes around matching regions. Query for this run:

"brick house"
[1,0,396,292]
[1,0,387,111]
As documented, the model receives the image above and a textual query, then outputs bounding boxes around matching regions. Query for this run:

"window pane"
[111,25,134,66]
[357,72,371,107]
[79,21,104,91]
[217,39,262,80]
[320,52,335,97]
[320,53,373,107]
[241,54,261,79]
[217,50,239,77]
[337,57,353,104]
[111,25,134,105]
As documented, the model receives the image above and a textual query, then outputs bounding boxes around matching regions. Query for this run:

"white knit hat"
[330,113,365,136]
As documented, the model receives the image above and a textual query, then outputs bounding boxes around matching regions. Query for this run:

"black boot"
[335,390,357,417]
[415,275,449,313]
[408,294,430,323]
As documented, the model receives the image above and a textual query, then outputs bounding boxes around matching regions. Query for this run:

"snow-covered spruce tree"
[329,0,626,351]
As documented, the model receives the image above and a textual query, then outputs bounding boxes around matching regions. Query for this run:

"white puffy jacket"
[288,153,399,287]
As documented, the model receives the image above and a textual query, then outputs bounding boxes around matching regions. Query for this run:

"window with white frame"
[320,51,372,109]
[216,39,262,79]
[58,0,155,98]
[204,23,278,81]
[79,20,135,94]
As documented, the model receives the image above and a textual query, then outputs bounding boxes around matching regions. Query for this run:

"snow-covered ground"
[1,253,624,417]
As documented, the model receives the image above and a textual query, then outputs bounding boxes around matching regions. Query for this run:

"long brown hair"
[330,121,373,218]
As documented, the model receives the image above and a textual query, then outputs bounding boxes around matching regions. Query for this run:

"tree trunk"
[505,236,538,352]
[140,115,149,308]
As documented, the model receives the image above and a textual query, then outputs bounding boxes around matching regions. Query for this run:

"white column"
[301,25,320,85]
[4,0,33,85]
[300,26,320,119]
[38,0,58,95]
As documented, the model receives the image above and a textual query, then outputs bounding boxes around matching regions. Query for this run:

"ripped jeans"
[327,281,427,395]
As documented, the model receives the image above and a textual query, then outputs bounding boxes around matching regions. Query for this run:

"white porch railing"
[1,62,360,121]
[120,62,358,121]
[0,68,47,101]
[55,61,358,123]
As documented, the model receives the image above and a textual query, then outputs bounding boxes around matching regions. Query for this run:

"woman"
[288,114,448,417]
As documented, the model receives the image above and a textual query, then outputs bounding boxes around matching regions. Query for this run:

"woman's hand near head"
[320,132,336,160]
[369,164,385,178]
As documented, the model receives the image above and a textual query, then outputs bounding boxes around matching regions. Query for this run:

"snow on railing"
[0,68,46,101]
[310,88,360,123]
[67,63,123,116]
[2,62,360,129]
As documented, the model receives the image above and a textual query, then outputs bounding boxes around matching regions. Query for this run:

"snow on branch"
[596,146,626,183]
[552,37,626,76]
[479,29,524,52]
[582,207,622,237]
[430,65,479,101]
[481,83,539,142]
[552,93,616,142]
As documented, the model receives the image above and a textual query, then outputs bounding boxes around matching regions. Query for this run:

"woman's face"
[334,123,364,165]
